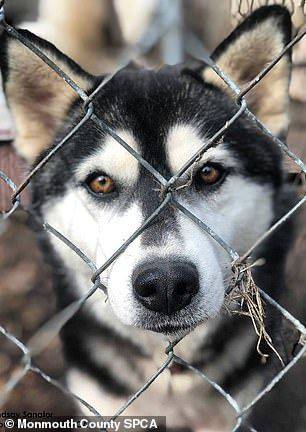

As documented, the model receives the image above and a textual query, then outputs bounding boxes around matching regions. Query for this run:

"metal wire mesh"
[0,1,306,431]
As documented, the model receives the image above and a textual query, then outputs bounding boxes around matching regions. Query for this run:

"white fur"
[66,363,235,429]
[43,124,273,335]
[43,119,274,429]
[166,124,205,173]
[166,124,239,182]
[75,129,140,186]
[66,367,123,415]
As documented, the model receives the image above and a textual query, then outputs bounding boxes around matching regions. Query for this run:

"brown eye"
[87,174,115,195]
[200,164,224,186]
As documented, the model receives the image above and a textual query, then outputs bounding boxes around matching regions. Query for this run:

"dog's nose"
[132,260,199,315]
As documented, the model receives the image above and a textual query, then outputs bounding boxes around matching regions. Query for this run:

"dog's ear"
[0,30,95,161]
[203,6,292,137]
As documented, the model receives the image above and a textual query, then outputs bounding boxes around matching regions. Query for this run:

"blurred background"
[0,1,306,430]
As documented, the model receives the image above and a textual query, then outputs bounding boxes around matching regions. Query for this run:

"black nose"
[132,260,199,315]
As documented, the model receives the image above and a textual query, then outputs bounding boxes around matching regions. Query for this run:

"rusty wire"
[0,1,306,431]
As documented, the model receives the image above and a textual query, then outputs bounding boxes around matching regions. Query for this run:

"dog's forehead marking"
[76,129,139,185]
[166,123,236,174]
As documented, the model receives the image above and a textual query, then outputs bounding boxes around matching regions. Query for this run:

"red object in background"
[0,75,30,214]
[0,143,30,214]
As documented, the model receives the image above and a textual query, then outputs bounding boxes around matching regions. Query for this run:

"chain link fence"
[0,1,306,431]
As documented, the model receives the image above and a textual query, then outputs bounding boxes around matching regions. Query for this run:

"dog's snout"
[132,260,199,315]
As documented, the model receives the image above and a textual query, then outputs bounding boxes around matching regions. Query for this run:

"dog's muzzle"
[132,259,199,315]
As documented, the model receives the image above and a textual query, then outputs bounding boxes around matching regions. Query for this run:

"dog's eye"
[86,174,115,195]
[198,163,225,186]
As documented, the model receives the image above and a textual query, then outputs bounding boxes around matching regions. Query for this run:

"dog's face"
[0,6,291,336]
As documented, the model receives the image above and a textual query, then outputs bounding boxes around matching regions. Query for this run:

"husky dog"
[0,6,297,431]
